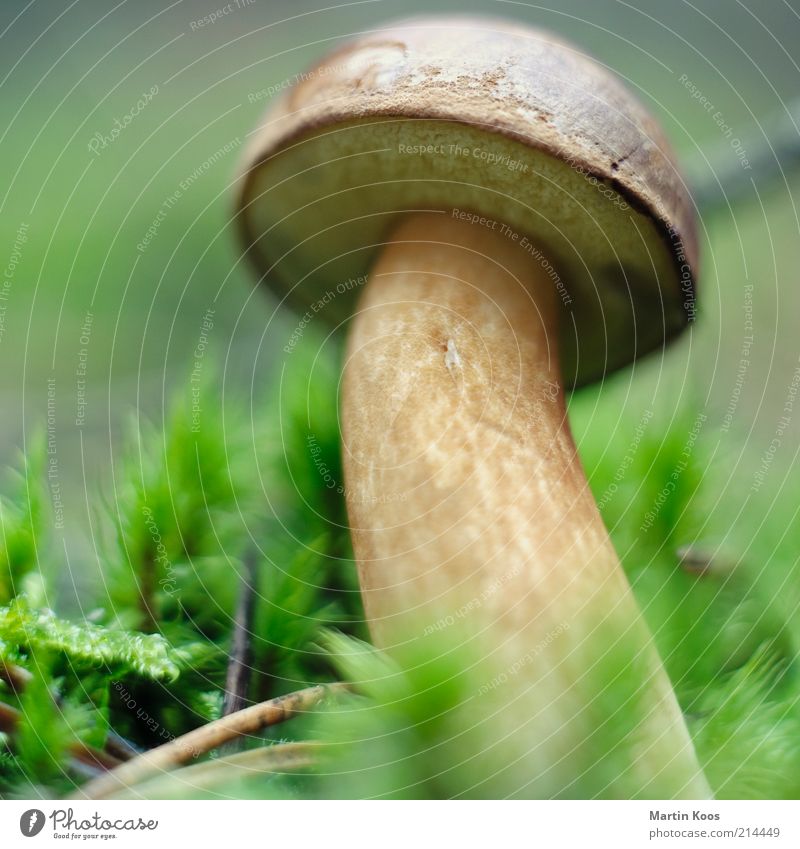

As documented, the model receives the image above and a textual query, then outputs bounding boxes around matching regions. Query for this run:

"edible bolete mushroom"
[237,17,709,797]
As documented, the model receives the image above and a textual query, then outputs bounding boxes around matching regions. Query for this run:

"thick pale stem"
[342,211,709,798]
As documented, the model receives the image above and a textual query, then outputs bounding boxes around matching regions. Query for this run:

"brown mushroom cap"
[236,15,698,386]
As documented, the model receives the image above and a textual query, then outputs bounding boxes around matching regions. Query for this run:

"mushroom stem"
[342,211,710,798]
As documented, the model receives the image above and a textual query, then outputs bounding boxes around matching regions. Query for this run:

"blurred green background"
[1,0,799,611]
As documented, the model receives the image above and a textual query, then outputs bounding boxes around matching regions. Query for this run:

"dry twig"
[74,682,347,799]
[221,552,257,718]
[111,741,322,798]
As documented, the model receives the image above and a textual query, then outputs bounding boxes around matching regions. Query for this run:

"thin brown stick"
[74,682,348,800]
[111,742,322,798]
[221,552,257,718]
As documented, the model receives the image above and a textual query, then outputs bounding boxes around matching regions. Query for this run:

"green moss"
[2,332,800,798]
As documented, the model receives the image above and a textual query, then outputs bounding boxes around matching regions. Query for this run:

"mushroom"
[237,17,709,797]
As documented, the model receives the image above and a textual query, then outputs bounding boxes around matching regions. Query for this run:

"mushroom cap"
[236,16,698,387]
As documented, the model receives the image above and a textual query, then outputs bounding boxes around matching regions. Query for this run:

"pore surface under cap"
[237,16,698,386]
